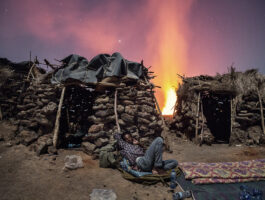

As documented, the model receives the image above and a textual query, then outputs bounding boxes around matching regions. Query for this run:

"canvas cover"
[51,52,143,85]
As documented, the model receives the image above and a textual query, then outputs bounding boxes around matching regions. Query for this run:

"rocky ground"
[0,122,265,200]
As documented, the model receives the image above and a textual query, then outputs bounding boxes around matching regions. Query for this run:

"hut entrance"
[202,93,231,143]
[59,85,94,147]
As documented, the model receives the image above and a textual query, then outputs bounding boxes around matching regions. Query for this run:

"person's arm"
[132,138,139,145]
[114,133,127,149]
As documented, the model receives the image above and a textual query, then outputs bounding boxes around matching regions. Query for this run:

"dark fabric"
[114,133,144,166]
[51,52,143,84]
[176,171,265,200]
[137,137,178,172]
[119,167,181,185]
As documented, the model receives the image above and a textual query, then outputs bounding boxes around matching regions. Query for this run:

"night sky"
[0,0,265,108]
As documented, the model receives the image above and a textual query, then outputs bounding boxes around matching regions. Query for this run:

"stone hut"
[171,68,265,145]
[0,53,164,157]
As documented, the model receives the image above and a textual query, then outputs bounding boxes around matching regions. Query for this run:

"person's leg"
[137,137,164,171]
[162,159,178,170]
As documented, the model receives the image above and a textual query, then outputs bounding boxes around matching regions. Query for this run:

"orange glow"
[145,0,193,115]
[162,87,177,115]
[5,0,194,112]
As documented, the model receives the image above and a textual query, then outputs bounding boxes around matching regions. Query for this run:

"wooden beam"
[257,88,265,135]
[195,92,201,143]
[26,63,36,80]
[114,89,121,133]
[199,100,205,145]
[53,86,66,148]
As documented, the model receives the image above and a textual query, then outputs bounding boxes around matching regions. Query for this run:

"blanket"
[179,159,265,184]
[119,158,181,185]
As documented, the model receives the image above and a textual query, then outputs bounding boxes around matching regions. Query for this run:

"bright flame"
[144,0,193,115]
[162,87,177,115]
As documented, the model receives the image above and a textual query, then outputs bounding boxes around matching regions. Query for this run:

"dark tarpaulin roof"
[51,52,143,85]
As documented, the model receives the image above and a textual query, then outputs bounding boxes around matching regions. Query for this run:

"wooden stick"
[257,88,265,135]
[230,97,233,139]
[53,86,66,148]
[114,89,121,133]
[195,92,201,143]
[200,100,204,145]
[26,63,36,80]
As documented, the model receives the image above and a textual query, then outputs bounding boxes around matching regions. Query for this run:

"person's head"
[122,133,133,144]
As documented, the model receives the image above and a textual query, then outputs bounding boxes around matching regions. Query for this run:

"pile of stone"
[15,78,61,154]
[82,79,163,157]
[232,91,265,145]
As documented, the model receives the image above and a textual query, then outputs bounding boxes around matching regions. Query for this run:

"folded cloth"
[179,159,265,184]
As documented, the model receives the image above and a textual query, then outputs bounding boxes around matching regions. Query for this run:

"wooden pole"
[199,100,204,145]
[230,97,233,139]
[257,88,265,135]
[195,92,201,143]
[53,86,66,148]
[114,89,121,133]
[26,63,36,80]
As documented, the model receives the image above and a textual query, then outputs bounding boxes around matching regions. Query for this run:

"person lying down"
[114,132,178,174]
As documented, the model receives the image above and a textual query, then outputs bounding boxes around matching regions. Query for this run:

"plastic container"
[170,169,177,189]
[173,191,192,200]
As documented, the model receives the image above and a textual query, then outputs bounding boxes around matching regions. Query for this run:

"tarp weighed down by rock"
[51,52,143,85]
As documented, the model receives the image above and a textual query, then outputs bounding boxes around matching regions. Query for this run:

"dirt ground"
[0,124,265,200]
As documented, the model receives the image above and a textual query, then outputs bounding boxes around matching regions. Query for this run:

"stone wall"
[83,80,163,157]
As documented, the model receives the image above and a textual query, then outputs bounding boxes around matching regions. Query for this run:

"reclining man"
[114,132,178,174]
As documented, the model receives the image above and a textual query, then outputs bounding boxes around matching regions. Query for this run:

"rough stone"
[92,104,107,111]
[20,120,32,127]
[83,131,106,142]
[121,113,135,124]
[36,100,44,107]
[36,142,48,156]
[88,124,104,133]
[138,117,151,124]
[105,115,116,123]
[47,146,58,155]
[118,95,130,100]
[139,105,154,113]
[248,126,262,144]
[41,99,49,104]
[149,121,158,128]
[137,112,152,119]
[95,109,114,118]
[122,100,134,105]
[88,115,101,123]
[139,137,150,145]
[82,142,96,155]
[36,118,51,127]
[19,130,38,146]
[95,96,109,104]
[137,91,151,97]
[118,119,126,126]
[95,138,109,147]
[139,125,149,132]
[125,105,138,116]
[117,105,125,114]
[41,102,57,115]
